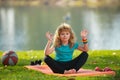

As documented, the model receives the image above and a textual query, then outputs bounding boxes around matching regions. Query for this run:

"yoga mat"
[24,65,116,77]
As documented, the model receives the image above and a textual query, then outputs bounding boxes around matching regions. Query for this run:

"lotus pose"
[44,23,89,74]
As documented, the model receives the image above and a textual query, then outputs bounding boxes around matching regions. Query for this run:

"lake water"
[0,6,120,51]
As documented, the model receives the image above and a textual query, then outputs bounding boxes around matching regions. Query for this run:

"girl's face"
[59,31,70,43]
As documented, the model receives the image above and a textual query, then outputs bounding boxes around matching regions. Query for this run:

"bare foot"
[71,69,76,73]
[64,69,76,74]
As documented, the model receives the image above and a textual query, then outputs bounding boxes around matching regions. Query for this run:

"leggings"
[44,52,88,74]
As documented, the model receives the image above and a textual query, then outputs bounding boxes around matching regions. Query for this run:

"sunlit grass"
[0,50,120,80]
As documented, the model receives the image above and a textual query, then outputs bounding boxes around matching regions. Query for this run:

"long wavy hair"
[53,23,76,48]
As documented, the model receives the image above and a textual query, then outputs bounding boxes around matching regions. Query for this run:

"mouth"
[63,38,67,39]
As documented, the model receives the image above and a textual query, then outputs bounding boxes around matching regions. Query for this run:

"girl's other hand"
[80,30,88,39]
[46,31,54,41]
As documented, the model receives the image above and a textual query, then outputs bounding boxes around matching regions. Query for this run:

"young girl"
[44,23,88,74]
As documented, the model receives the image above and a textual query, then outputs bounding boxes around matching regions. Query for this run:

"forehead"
[61,29,70,32]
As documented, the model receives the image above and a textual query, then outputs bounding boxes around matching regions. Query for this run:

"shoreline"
[0,0,120,8]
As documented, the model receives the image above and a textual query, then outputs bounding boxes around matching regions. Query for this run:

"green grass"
[0,50,120,80]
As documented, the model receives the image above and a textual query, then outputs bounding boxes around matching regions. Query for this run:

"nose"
[64,35,67,37]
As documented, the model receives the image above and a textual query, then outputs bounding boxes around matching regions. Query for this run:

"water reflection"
[0,7,120,51]
[82,9,120,50]
[83,10,104,49]
[0,8,15,50]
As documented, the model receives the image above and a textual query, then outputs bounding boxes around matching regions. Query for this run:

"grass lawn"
[0,50,120,80]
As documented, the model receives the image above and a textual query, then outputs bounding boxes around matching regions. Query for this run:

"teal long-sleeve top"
[55,43,79,62]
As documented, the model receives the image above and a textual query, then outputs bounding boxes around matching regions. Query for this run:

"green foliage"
[0,50,120,80]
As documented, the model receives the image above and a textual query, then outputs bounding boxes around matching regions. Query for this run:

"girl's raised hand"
[80,30,88,39]
[46,31,54,41]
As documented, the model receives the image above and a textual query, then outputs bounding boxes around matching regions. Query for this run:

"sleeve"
[74,43,79,49]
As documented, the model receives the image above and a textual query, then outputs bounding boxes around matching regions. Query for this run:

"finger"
[50,33,52,36]
[46,31,51,38]
[82,30,88,35]
[46,31,49,35]
[80,31,83,36]
[84,30,88,33]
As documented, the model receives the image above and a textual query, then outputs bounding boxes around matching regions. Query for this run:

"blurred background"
[0,0,120,51]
